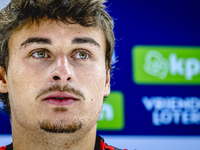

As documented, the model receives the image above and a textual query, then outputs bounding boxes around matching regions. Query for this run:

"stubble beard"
[39,119,82,133]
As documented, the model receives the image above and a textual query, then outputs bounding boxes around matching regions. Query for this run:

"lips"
[42,92,79,106]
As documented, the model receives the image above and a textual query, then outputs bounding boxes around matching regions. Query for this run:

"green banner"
[97,91,125,131]
[132,45,200,84]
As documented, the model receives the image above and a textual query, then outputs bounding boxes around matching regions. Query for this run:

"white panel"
[0,135,12,146]
[1,135,200,150]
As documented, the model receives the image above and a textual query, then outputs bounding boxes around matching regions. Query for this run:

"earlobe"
[0,67,8,93]
[104,69,110,97]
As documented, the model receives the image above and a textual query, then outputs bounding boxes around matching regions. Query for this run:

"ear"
[0,67,8,93]
[104,69,110,97]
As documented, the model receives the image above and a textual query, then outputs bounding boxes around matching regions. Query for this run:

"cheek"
[7,60,41,103]
[77,65,106,92]
[7,62,25,93]
[76,66,106,108]
[7,62,42,122]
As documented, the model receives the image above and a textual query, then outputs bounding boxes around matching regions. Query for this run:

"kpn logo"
[97,91,125,131]
[133,45,200,84]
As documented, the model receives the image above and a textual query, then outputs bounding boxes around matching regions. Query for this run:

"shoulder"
[0,146,7,150]
[95,135,128,150]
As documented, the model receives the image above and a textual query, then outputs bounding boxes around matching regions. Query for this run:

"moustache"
[35,84,85,100]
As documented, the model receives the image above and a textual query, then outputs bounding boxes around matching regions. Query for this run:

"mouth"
[42,92,79,106]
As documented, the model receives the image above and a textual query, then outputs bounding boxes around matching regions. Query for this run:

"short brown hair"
[0,0,115,114]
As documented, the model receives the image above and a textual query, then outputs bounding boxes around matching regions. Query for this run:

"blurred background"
[1,0,200,149]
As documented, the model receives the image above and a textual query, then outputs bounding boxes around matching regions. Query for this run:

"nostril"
[53,76,60,80]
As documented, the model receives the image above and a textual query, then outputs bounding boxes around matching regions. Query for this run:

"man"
[0,0,127,150]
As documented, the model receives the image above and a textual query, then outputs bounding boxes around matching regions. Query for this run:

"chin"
[39,119,82,133]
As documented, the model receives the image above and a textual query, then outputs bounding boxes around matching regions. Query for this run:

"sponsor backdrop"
[1,0,200,149]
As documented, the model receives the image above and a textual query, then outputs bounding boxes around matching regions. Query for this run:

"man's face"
[6,20,110,133]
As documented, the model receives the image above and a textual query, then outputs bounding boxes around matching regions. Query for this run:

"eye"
[73,51,90,59]
[31,50,50,58]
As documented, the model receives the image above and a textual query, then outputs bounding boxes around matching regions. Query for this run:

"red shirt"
[0,146,6,150]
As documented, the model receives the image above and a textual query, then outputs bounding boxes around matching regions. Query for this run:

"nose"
[49,54,72,82]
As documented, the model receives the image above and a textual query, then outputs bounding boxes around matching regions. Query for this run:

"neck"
[12,120,97,150]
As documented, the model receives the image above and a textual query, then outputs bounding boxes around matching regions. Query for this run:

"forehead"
[9,20,106,49]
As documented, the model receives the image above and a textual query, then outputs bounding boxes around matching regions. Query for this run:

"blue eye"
[32,50,49,58]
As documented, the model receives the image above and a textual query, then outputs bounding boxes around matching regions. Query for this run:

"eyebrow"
[20,37,52,48]
[20,37,100,49]
[72,37,100,48]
